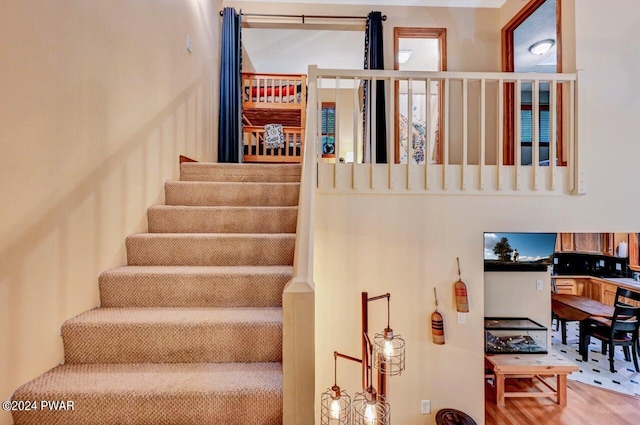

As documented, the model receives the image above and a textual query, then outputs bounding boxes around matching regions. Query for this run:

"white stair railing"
[282,67,317,425]
[308,65,581,196]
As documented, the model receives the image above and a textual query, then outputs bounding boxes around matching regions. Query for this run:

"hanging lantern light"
[373,327,405,376]
[373,295,406,375]
[353,386,390,425]
[321,385,351,424]
[321,353,352,424]
[321,292,406,425]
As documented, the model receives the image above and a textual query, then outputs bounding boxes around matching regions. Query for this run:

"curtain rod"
[219,11,387,22]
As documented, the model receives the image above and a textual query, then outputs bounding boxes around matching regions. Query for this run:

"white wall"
[484,270,552,348]
[0,1,220,424]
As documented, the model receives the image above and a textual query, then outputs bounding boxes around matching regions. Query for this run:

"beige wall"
[484,271,552,347]
[0,1,220,423]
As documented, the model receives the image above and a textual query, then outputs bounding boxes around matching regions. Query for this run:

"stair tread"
[99,266,290,308]
[101,265,294,276]
[127,233,296,238]
[167,180,301,186]
[64,307,283,326]
[164,180,300,207]
[180,162,301,183]
[148,205,298,210]
[13,362,282,395]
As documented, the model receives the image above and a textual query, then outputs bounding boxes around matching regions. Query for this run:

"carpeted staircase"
[11,162,301,425]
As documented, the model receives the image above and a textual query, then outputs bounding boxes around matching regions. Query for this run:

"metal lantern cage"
[321,385,352,424]
[373,328,406,376]
[320,292,405,425]
[353,387,390,425]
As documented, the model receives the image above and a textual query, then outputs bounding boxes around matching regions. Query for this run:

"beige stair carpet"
[165,181,300,207]
[11,163,299,424]
[62,307,283,364]
[11,363,283,425]
[180,162,301,183]
[125,233,295,266]
[99,265,292,308]
[147,205,298,234]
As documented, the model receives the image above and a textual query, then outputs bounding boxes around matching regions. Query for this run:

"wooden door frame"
[393,27,447,164]
[501,0,563,166]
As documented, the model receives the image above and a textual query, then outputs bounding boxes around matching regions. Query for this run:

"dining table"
[551,293,615,360]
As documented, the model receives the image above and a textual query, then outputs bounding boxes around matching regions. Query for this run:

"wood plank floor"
[485,377,640,424]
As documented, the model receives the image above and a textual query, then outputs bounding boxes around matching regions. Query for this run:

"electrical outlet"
[421,400,431,414]
[616,263,622,271]
[536,280,543,290]
[458,312,466,324]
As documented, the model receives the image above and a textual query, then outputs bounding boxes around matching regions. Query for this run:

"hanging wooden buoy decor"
[431,287,445,345]
[454,257,469,312]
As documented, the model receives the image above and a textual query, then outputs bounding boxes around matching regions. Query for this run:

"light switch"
[186,36,192,53]
[536,280,543,290]
[458,313,466,324]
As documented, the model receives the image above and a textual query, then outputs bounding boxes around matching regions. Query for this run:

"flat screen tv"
[484,232,557,272]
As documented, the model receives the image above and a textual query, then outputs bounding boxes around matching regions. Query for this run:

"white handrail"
[309,66,579,195]
[316,68,576,82]
[291,67,318,283]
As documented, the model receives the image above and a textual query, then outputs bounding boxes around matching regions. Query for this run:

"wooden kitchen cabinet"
[555,233,610,255]
[601,233,614,256]
[573,233,602,254]
[587,279,602,302]
[553,278,575,294]
[556,233,575,252]
[602,281,618,306]
[630,233,639,268]
[553,278,586,296]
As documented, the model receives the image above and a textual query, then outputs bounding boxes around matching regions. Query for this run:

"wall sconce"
[320,292,405,424]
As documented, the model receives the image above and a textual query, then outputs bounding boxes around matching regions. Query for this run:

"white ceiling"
[242,29,364,74]
[231,0,507,8]
[240,0,557,74]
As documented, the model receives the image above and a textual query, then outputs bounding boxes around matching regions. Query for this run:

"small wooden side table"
[485,353,579,406]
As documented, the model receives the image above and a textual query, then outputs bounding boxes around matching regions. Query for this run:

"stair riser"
[126,235,295,266]
[165,182,300,207]
[99,274,289,308]
[147,207,298,234]
[13,393,283,425]
[63,324,282,364]
[181,162,301,183]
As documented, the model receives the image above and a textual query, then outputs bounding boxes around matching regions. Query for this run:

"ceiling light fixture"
[398,50,412,64]
[528,39,555,55]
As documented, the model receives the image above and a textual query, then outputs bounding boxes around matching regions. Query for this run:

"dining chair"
[551,280,576,345]
[583,303,640,373]
[615,287,640,356]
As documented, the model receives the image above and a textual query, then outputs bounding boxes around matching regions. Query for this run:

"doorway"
[393,27,446,164]
[501,0,562,166]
